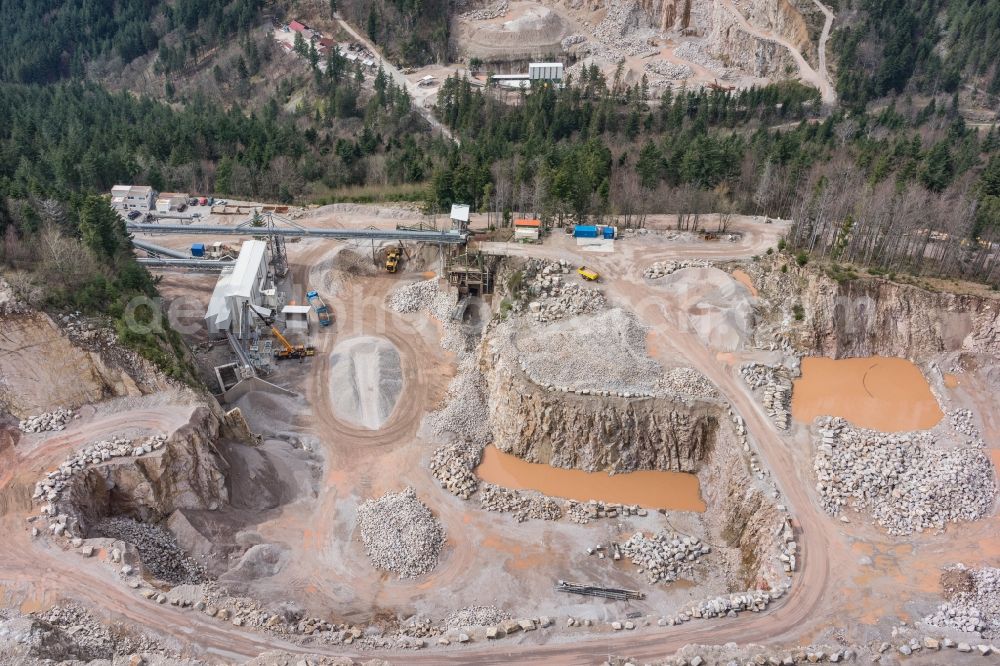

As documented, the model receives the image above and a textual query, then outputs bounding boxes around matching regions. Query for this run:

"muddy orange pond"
[475,445,706,512]
[791,357,943,432]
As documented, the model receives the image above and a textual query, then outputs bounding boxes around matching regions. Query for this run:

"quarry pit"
[1,209,998,664]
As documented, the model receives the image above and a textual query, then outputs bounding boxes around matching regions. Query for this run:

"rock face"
[57,407,229,535]
[486,353,718,473]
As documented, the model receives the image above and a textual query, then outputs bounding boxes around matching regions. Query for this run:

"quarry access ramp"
[127,222,469,244]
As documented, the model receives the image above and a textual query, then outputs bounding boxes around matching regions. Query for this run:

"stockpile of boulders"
[740,363,792,430]
[479,483,562,522]
[643,259,711,279]
[658,366,719,400]
[813,417,997,535]
[425,357,492,445]
[619,531,710,583]
[519,259,606,323]
[924,565,1000,639]
[567,500,648,524]
[445,606,510,629]
[428,441,481,499]
[18,408,75,432]
[561,34,587,49]
[660,588,784,626]
[94,517,206,585]
[356,487,446,578]
[32,604,167,661]
[460,0,507,20]
[387,279,441,314]
[591,0,650,57]
[645,60,694,79]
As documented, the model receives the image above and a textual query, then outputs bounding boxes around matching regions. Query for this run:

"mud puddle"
[475,446,705,512]
[791,357,942,431]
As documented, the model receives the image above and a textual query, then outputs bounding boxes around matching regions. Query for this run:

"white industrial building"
[205,240,272,337]
[111,185,154,211]
[450,203,470,230]
[490,62,564,89]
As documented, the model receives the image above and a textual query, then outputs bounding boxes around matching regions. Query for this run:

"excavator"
[252,309,315,361]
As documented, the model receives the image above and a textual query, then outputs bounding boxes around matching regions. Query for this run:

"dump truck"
[577,266,599,281]
[306,290,332,327]
[385,247,402,273]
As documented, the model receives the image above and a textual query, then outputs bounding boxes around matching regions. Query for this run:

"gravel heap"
[388,279,441,314]
[948,408,983,446]
[356,487,445,578]
[445,606,511,629]
[428,440,482,499]
[740,363,792,430]
[387,278,470,354]
[924,566,1000,638]
[424,356,491,445]
[19,408,75,433]
[645,60,694,79]
[479,483,562,522]
[644,259,711,279]
[94,517,206,584]
[674,41,735,80]
[659,366,719,400]
[561,34,587,49]
[33,604,167,661]
[619,531,710,584]
[512,307,662,397]
[34,434,167,537]
[813,417,997,535]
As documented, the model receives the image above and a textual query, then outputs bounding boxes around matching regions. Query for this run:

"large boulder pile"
[356,487,445,579]
[19,408,75,433]
[478,483,562,522]
[619,531,710,583]
[813,418,996,535]
[644,259,711,279]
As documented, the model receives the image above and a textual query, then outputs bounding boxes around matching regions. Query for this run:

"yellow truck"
[577,266,599,281]
[385,248,401,273]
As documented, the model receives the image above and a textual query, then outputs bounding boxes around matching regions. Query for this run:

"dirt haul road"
[1,222,997,663]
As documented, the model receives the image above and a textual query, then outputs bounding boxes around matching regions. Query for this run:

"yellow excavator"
[253,310,315,361]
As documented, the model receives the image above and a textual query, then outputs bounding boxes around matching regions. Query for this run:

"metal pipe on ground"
[136,257,234,271]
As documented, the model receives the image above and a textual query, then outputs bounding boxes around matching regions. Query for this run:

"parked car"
[192,212,202,218]
[127,210,141,220]
[188,197,198,206]
[198,197,208,205]
[216,199,228,205]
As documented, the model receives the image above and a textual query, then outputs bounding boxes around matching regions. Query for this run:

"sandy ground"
[1,212,998,663]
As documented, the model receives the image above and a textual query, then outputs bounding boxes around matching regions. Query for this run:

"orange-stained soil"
[475,445,706,512]
[944,373,960,388]
[792,357,942,432]
[731,269,759,297]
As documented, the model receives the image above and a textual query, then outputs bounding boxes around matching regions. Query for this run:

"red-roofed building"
[514,218,541,240]
[289,20,307,32]
[317,37,336,53]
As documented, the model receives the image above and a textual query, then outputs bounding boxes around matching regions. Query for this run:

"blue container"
[602,226,616,239]
[191,243,205,257]
[573,225,598,238]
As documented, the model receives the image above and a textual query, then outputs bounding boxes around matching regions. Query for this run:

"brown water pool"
[474,445,706,512]
[791,357,943,432]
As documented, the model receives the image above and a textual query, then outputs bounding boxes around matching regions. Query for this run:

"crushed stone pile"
[387,279,441,314]
[93,517,206,585]
[387,278,471,354]
[460,0,508,20]
[924,566,1000,638]
[561,34,587,49]
[356,487,445,578]
[445,606,511,629]
[19,408,75,433]
[479,483,562,522]
[424,356,491,445]
[644,259,711,279]
[568,500,648,524]
[619,531,710,584]
[510,307,662,397]
[429,441,482,499]
[740,363,792,430]
[674,41,735,79]
[948,408,983,446]
[813,418,997,535]
[592,0,651,57]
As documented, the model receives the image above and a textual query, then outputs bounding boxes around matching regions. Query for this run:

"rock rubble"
[429,441,481,499]
[445,606,510,628]
[518,259,606,323]
[94,516,206,584]
[18,408,75,432]
[813,417,996,535]
[740,363,791,429]
[924,565,1000,639]
[479,483,562,521]
[644,259,711,279]
[356,487,445,578]
[619,531,710,583]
